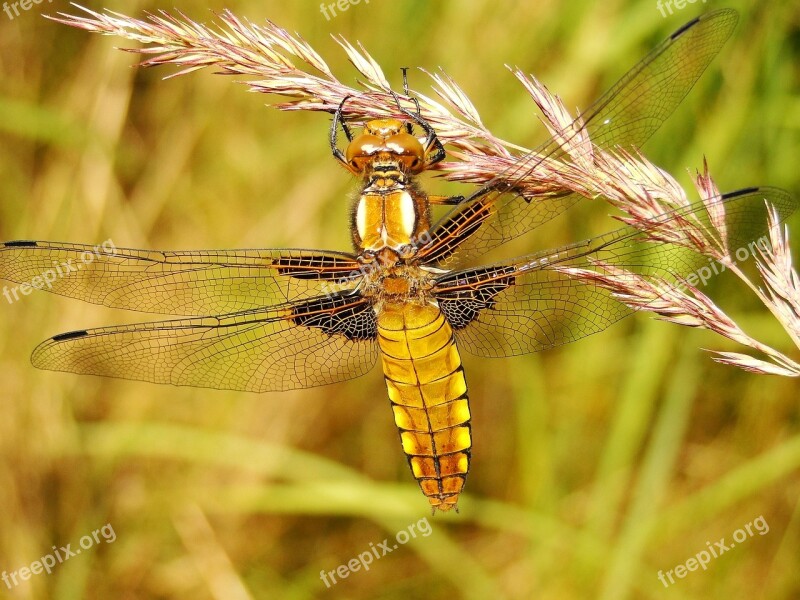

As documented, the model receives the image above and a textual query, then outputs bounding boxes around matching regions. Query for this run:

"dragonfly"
[1,9,795,511]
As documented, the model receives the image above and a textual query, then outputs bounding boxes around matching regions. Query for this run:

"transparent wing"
[31,292,378,392]
[0,241,361,315]
[420,8,739,268]
[434,187,797,357]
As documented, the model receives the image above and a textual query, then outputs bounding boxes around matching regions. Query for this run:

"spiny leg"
[330,95,355,167]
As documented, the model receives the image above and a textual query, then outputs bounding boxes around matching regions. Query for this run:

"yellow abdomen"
[377,302,471,512]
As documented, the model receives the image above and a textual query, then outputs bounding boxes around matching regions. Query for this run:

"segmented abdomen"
[377,302,471,512]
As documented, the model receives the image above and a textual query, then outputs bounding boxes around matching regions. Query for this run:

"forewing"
[0,241,361,315]
[420,9,739,267]
[31,292,378,392]
[434,187,797,357]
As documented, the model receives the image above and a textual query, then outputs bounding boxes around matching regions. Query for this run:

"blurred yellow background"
[0,0,798,598]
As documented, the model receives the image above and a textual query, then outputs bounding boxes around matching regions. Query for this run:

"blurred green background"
[1,0,798,598]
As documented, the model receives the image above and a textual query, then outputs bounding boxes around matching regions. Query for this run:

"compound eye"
[345,134,382,165]
[387,133,424,157]
[387,133,425,171]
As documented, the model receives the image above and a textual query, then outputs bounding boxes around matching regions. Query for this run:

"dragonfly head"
[344,118,427,176]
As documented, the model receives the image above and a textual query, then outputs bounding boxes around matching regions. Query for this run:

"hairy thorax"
[360,259,438,306]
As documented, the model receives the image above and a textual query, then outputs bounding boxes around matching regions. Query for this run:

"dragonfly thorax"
[348,124,431,254]
[360,261,435,304]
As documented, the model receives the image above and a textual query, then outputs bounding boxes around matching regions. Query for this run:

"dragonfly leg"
[330,95,355,169]
[428,194,465,206]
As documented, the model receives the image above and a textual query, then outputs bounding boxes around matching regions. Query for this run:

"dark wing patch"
[291,294,378,341]
[436,266,517,330]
